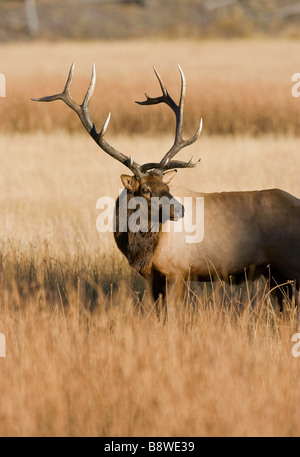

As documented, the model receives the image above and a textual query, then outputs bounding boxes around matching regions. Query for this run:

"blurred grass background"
[2,0,300,41]
[1,40,300,135]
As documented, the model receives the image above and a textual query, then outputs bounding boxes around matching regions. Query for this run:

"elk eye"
[142,187,150,195]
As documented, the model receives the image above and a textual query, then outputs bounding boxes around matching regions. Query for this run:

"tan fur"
[115,175,300,312]
[150,185,300,308]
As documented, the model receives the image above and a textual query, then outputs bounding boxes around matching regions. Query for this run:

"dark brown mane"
[114,191,160,276]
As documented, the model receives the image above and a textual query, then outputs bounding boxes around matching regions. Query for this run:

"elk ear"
[121,174,138,192]
[162,170,177,185]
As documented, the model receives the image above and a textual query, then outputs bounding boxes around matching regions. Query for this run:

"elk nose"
[174,204,184,221]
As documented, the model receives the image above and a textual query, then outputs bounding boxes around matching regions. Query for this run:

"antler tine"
[176,64,185,145]
[140,156,201,174]
[136,65,202,173]
[82,62,96,106]
[32,62,91,127]
[63,60,76,102]
[153,66,168,98]
[136,66,179,121]
[160,66,202,164]
[162,156,201,171]
[32,63,143,178]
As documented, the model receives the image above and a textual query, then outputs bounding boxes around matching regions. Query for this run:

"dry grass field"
[1,39,300,135]
[0,40,300,437]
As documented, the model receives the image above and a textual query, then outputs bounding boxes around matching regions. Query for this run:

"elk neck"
[113,189,162,276]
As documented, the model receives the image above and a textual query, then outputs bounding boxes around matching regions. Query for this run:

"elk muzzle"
[151,194,184,224]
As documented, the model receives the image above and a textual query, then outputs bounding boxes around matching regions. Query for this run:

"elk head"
[32,63,202,228]
[120,170,183,227]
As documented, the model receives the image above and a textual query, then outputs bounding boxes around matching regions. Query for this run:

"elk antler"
[32,63,202,178]
[136,65,202,173]
[32,62,143,178]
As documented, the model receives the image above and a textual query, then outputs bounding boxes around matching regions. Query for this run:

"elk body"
[33,63,300,311]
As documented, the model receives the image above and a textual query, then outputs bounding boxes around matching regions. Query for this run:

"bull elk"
[33,63,300,313]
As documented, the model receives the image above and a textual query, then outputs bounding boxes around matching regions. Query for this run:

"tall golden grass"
[0,129,300,436]
[1,40,300,135]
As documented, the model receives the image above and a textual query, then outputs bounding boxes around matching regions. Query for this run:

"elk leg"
[143,269,166,318]
[166,276,184,321]
[269,270,293,312]
[152,269,167,317]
